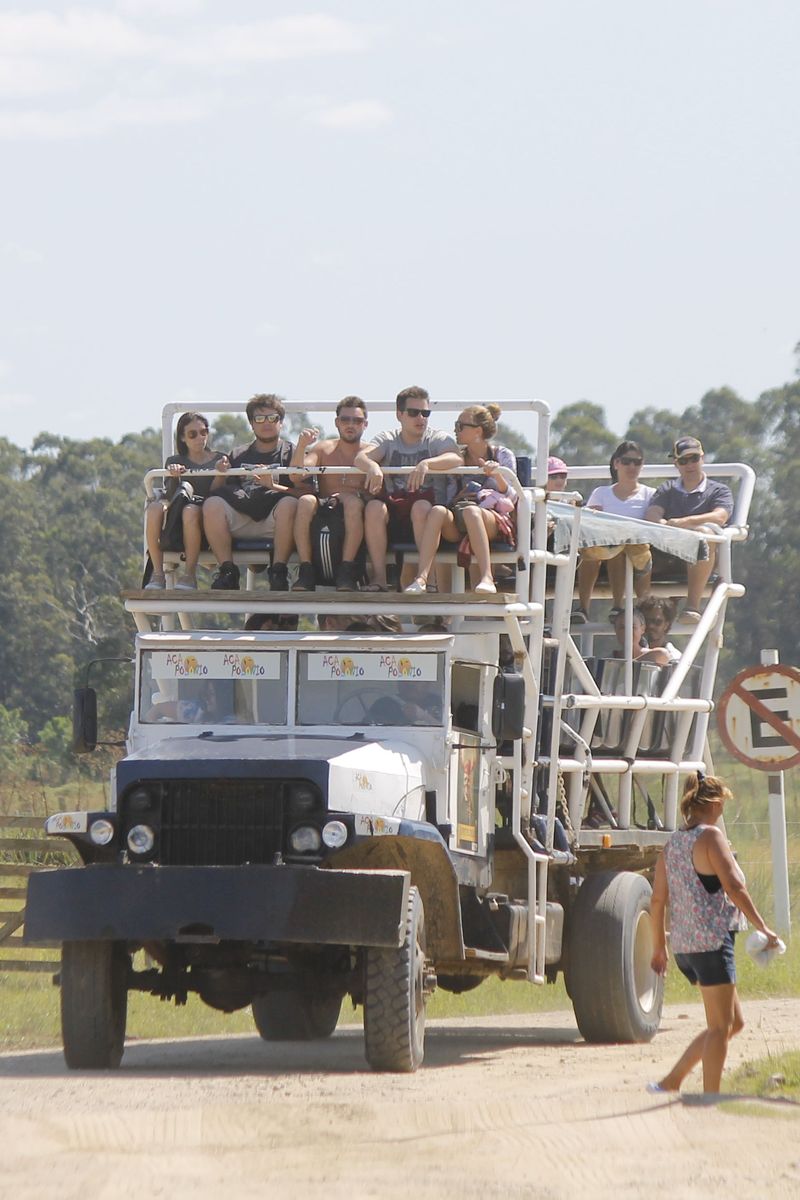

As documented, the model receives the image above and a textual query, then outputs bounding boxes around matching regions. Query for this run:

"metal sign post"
[717,653,795,936]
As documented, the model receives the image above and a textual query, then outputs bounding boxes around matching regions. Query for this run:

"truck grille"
[155,780,285,866]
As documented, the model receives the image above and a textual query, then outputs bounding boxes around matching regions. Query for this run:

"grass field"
[1,746,797,1051]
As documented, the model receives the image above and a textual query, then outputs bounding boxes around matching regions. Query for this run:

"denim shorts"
[674,931,736,987]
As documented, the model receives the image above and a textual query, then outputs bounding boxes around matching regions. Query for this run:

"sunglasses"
[404,407,431,419]
[184,428,208,439]
[338,415,365,425]
[618,455,642,466]
[455,421,479,431]
[676,453,701,465]
[252,412,282,424]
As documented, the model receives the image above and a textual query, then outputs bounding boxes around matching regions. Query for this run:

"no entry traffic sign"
[718,664,800,771]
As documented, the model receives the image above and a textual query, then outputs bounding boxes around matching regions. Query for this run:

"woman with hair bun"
[648,772,779,1094]
[405,403,517,595]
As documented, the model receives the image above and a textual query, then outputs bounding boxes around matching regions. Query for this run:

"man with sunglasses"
[645,437,733,622]
[288,396,370,592]
[354,386,462,590]
[203,393,298,591]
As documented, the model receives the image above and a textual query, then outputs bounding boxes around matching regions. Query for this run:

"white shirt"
[586,482,655,519]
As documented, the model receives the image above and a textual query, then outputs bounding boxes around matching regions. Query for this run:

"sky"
[1,0,799,451]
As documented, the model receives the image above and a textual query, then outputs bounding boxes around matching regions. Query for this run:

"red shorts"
[380,488,435,542]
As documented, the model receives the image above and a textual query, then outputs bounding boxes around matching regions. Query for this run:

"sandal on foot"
[363,582,393,593]
[404,579,427,594]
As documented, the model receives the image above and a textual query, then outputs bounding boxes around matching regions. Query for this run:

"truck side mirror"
[492,673,525,742]
[73,687,98,754]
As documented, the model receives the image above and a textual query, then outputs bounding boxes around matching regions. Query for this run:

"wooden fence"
[0,815,78,973]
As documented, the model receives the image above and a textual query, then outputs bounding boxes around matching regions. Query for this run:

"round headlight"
[288,824,322,853]
[89,818,115,846]
[127,824,155,855]
[322,820,348,849]
[127,788,153,814]
[288,784,318,816]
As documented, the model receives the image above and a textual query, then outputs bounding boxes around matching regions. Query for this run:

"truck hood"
[115,733,431,821]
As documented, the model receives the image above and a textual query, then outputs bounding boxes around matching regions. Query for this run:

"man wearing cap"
[645,437,733,622]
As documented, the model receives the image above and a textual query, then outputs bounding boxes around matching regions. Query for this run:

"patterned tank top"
[662,825,741,954]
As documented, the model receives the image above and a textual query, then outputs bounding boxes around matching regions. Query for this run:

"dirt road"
[1,998,798,1200]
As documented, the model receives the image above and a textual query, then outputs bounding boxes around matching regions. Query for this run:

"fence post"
[760,648,792,936]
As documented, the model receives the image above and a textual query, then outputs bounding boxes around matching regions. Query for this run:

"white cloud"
[1,241,44,265]
[0,10,156,57]
[311,100,392,131]
[116,0,205,16]
[255,321,279,338]
[0,10,374,136]
[175,15,369,66]
[0,89,219,139]
[0,55,82,98]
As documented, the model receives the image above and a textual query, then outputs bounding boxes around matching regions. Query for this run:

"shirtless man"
[289,396,370,592]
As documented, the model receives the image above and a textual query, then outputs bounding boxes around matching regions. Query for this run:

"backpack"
[310,498,366,585]
[159,481,196,552]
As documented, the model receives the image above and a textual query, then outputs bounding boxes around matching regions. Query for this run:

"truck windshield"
[139,650,289,726]
[296,650,445,727]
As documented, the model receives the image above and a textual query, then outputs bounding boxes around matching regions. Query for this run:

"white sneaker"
[475,580,497,595]
[144,574,166,591]
[174,575,197,591]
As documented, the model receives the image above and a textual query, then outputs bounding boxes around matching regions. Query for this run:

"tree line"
[0,381,796,787]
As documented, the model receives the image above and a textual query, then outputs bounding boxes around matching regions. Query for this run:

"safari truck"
[24,399,754,1071]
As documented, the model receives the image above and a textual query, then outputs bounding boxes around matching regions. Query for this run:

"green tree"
[551,402,617,466]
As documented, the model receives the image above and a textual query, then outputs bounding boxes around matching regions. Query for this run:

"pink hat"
[547,456,568,475]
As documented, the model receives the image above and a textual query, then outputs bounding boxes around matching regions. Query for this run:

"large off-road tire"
[61,940,129,1069]
[568,871,663,1044]
[363,886,427,1073]
[252,988,342,1041]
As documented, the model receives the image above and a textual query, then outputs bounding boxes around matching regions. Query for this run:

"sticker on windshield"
[149,651,283,680]
[305,653,439,683]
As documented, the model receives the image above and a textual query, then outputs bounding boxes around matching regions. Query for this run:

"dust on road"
[1,998,798,1200]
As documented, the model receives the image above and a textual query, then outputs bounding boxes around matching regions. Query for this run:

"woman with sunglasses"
[575,440,654,621]
[405,404,516,595]
[144,411,228,590]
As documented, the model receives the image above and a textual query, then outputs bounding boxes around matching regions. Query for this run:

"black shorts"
[674,930,736,987]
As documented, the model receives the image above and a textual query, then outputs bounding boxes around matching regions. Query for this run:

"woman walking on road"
[649,772,780,1094]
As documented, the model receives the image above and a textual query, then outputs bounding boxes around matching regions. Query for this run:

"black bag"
[311,497,366,584]
[159,481,195,552]
[214,478,283,522]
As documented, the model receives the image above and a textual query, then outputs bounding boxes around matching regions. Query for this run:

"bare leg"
[272,495,298,562]
[202,496,233,565]
[686,545,717,612]
[293,493,318,562]
[404,499,433,588]
[699,983,739,1093]
[145,501,167,574]
[460,506,495,588]
[181,504,203,576]
[409,504,448,587]
[364,499,389,586]
[657,982,742,1093]
[605,553,626,609]
[577,555,602,612]
[340,492,365,561]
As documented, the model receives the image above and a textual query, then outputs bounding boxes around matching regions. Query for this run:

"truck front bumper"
[24,864,410,949]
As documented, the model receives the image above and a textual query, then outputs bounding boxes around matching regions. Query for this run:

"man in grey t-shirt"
[355,385,462,590]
